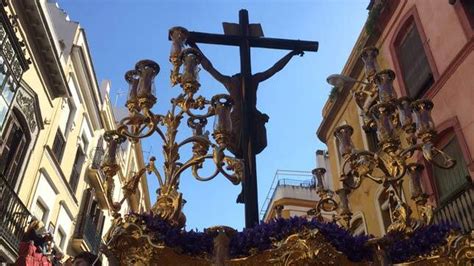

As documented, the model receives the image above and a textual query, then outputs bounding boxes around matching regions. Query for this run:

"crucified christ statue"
[190,43,303,203]
[190,43,303,158]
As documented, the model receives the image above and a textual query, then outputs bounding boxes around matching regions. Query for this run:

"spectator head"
[73,251,101,266]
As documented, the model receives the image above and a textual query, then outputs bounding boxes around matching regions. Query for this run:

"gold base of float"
[102,215,473,265]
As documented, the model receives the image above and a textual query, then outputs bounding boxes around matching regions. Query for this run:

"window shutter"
[69,148,85,193]
[52,130,66,162]
[397,24,433,98]
[6,131,26,181]
[76,188,92,236]
[0,119,27,186]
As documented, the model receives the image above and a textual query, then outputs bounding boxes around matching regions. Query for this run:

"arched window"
[391,8,438,99]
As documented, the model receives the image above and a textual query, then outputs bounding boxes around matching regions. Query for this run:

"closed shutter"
[52,130,66,162]
[69,148,85,193]
[365,128,379,152]
[396,24,433,99]
[76,188,92,236]
[0,118,27,186]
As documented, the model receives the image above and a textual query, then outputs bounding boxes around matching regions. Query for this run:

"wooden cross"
[185,9,318,228]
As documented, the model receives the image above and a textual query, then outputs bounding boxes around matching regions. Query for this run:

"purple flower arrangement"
[385,223,456,263]
[135,213,454,262]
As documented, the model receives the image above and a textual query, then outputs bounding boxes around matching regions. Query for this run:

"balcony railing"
[433,184,474,233]
[90,147,104,170]
[0,175,31,256]
[74,209,102,254]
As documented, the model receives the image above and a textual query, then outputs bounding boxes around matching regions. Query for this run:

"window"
[377,189,392,232]
[460,0,474,29]
[52,130,66,162]
[91,136,104,169]
[76,189,106,242]
[33,199,48,224]
[55,227,66,250]
[58,98,76,138]
[0,114,28,186]
[365,128,379,152]
[69,148,85,193]
[395,23,434,99]
[0,19,28,131]
[432,135,470,204]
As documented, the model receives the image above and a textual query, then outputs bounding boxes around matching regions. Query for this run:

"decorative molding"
[15,89,37,132]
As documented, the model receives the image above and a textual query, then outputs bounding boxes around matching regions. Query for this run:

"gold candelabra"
[99,27,243,228]
[309,46,456,233]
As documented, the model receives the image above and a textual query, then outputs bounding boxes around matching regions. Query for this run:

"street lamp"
[326,74,369,88]
[319,46,456,234]
[99,30,244,228]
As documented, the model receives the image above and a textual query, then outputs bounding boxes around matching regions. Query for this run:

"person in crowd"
[72,251,102,266]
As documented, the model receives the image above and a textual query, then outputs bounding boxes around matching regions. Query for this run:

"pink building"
[375,0,473,231]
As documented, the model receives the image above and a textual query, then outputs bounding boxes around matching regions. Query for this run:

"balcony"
[260,170,318,222]
[71,211,102,254]
[0,175,31,262]
[86,147,108,207]
[433,184,474,233]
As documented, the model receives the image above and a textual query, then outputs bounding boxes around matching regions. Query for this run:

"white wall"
[31,171,58,224]
[55,204,73,251]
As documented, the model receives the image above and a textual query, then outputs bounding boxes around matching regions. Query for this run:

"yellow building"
[0,1,150,263]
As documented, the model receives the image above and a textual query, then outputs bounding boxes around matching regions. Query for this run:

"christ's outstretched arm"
[253,50,303,83]
[188,42,231,86]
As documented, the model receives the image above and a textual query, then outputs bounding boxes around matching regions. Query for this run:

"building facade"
[0,1,150,263]
[317,0,473,237]
[261,170,317,222]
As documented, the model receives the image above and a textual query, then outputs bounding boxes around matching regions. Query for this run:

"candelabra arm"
[376,153,403,179]
[192,163,220,182]
[365,173,384,184]
[400,143,423,160]
[171,153,215,184]
[147,159,164,187]
[218,156,243,185]
[155,122,166,143]
[177,135,212,150]
[422,143,456,169]
[213,145,243,185]
[117,167,148,208]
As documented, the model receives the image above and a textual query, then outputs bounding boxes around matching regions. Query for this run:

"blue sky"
[57,0,369,230]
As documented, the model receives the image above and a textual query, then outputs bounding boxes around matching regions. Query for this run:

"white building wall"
[30,171,58,225]
[55,204,74,251]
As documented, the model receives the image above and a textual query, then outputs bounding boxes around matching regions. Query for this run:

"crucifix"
[182,9,318,228]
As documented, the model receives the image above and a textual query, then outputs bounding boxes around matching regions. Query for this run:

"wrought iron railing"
[433,184,474,233]
[75,212,102,254]
[91,147,104,170]
[277,178,315,188]
[0,175,31,255]
[83,216,101,254]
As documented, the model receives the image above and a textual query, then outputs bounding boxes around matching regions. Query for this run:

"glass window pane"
[2,79,15,104]
[0,96,8,129]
